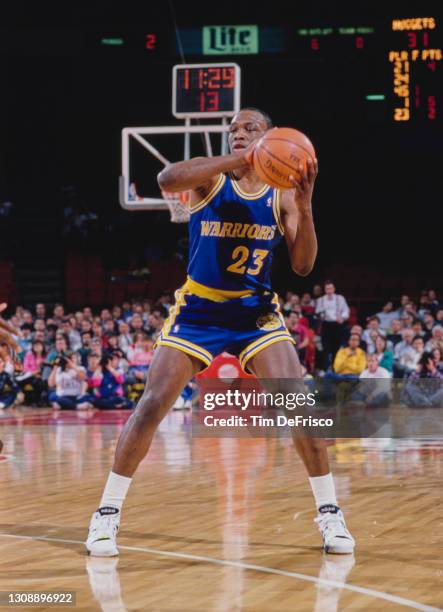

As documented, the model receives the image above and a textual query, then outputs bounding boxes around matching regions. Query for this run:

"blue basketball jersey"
[187,174,284,293]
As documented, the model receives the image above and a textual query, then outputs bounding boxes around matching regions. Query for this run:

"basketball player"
[86,108,355,556]
[0,303,20,452]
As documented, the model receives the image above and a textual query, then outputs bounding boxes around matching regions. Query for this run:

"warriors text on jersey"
[187,173,284,295]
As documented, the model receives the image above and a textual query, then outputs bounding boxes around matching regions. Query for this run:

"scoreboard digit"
[172,63,241,119]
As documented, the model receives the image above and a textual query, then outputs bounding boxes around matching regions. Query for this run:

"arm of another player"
[280,158,318,277]
[0,303,21,353]
[157,146,254,202]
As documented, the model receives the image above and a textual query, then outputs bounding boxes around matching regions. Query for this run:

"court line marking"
[0,533,440,611]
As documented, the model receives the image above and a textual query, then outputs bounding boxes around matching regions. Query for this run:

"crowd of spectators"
[0,298,169,410]
[0,282,442,410]
[283,282,443,407]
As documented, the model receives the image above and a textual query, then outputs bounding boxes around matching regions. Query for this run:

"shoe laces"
[315,511,348,538]
[91,512,119,536]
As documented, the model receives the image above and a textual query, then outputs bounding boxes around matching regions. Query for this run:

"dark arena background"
[0,1,443,610]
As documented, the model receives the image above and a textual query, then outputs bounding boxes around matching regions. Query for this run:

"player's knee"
[134,390,168,426]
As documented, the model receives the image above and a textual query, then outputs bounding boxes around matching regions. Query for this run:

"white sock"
[99,471,132,511]
[308,473,338,510]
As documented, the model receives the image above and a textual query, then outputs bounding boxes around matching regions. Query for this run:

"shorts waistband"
[183,277,256,302]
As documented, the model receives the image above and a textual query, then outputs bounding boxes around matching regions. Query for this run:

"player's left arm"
[280,158,318,277]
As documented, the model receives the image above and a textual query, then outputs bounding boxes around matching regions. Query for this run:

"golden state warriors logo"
[256,313,281,331]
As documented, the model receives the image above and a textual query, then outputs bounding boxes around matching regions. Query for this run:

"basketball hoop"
[161,190,191,223]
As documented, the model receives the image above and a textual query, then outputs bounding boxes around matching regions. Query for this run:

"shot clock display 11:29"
[172,63,241,118]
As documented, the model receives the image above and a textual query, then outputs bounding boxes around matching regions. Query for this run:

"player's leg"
[246,340,355,554]
[86,345,202,556]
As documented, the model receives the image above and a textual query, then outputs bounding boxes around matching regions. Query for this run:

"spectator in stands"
[90,337,103,358]
[146,310,165,338]
[375,302,397,331]
[157,293,172,314]
[418,295,431,320]
[100,308,112,322]
[316,281,350,368]
[103,318,116,338]
[283,293,301,314]
[412,320,425,338]
[33,318,46,339]
[130,313,145,334]
[60,319,82,352]
[394,328,414,359]
[86,353,100,378]
[423,312,435,341]
[77,331,93,367]
[396,335,425,377]
[112,306,123,322]
[83,306,93,320]
[52,304,65,326]
[362,316,385,345]
[48,352,90,410]
[18,324,33,354]
[427,290,440,315]
[35,303,46,320]
[432,348,443,373]
[312,284,322,300]
[19,339,47,405]
[22,311,34,326]
[401,352,443,407]
[341,325,367,352]
[87,354,132,409]
[425,326,443,354]
[121,301,133,321]
[300,292,316,323]
[285,311,309,363]
[373,335,394,373]
[332,333,366,377]
[93,321,110,349]
[350,354,392,407]
[118,321,132,353]
[46,334,69,364]
[400,313,414,329]
[387,319,403,347]
[81,320,93,335]
[396,295,411,318]
[126,333,154,384]
[45,324,59,349]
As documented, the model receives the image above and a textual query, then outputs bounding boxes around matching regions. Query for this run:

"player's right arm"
[0,303,20,353]
[157,148,253,201]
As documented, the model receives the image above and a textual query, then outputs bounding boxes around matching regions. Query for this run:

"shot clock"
[172,63,241,118]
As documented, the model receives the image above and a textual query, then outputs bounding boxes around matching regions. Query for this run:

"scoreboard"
[95,15,441,124]
[2,14,440,123]
[389,17,440,121]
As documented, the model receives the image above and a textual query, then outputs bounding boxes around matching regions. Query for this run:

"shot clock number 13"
[173,63,241,118]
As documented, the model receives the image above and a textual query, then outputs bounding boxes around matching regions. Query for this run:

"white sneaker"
[315,504,355,554]
[86,507,120,557]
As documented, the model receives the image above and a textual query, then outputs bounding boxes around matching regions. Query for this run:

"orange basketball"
[252,127,316,189]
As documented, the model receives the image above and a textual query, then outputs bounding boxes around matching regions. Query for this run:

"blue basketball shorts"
[156,281,294,371]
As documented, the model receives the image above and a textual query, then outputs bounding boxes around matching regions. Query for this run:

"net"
[161,190,191,223]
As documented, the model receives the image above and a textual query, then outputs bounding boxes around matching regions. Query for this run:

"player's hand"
[289,158,318,213]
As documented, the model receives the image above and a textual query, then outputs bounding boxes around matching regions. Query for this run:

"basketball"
[252,127,316,189]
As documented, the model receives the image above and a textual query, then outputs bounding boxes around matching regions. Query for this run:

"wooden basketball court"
[0,407,442,611]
